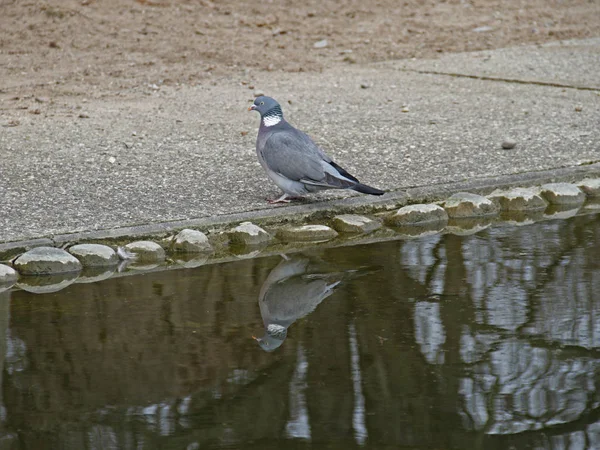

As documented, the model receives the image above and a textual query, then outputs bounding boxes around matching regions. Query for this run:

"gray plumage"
[253,255,343,352]
[249,96,384,203]
[253,254,381,352]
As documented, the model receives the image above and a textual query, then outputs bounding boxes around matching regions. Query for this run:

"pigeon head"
[252,333,285,352]
[252,323,287,352]
[248,96,284,127]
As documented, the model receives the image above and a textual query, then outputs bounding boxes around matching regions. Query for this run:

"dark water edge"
[2,213,600,449]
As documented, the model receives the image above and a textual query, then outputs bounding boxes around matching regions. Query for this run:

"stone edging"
[2,163,599,255]
[0,164,599,295]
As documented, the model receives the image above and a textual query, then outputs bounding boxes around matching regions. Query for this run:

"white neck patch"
[263,115,282,127]
[267,324,286,335]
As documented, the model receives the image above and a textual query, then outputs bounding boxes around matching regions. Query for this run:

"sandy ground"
[1,0,599,109]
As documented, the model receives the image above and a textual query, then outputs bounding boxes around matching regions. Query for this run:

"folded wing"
[261,129,359,189]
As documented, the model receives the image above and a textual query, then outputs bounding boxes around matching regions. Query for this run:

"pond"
[2,213,600,449]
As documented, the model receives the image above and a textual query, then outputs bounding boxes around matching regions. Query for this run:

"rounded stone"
[577,178,600,197]
[276,225,338,242]
[13,247,82,275]
[443,192,498,218]
[487,188,548,211]
[0,264,18,292]
[227,222,272,246]
[0,264,17,282]
[385,204,448,226]
[123,241,166,263]
[69,244,119,267]
[331,214,381,234]
[539,183,585,205]
[501,139,517,149]
[173,229,212,253]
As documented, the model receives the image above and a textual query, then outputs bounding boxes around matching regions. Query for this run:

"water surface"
[3,213,600,449]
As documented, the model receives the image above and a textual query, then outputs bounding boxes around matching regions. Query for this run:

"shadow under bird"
[249,96,385,203]
[253,254,378,352]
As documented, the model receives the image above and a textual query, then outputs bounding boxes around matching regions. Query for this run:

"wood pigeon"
[249,96,385,203]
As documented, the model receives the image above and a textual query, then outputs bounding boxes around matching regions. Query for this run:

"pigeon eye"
[260,101,265,106]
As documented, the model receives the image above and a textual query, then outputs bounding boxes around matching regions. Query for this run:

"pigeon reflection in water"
[253,254,375,352]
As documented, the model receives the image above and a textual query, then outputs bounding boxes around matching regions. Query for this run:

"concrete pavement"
[0,38,598,245]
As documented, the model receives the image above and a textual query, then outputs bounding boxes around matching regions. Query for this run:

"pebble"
[385,204,448,226]
[331,215,381,234]
[577,178,600,197]
[473,25,494,33]
[13,246,82,275]
[502,139,517,149]
[313,39,328,49]
[539,183,585,205]
[228,222,271,246]
[68,244,119,267]
[0,264,18,292]
[173,229,212,253]
[487,188,547,211]
[123,241,166,262]
[444,192,498,218]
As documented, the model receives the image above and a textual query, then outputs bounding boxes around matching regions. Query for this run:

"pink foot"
[267,197,291,204]
[267,194,304,204]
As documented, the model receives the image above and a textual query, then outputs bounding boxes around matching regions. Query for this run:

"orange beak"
[248,105,256,111]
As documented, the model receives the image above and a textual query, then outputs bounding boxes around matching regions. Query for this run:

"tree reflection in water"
[1,213,600,449]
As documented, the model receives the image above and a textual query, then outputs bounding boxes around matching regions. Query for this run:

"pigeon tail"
[351,183,385,196]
